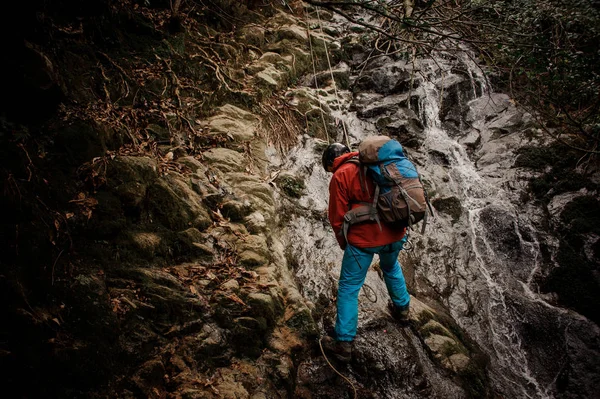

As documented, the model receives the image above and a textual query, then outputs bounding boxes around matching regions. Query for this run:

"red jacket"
[328,151,406,248]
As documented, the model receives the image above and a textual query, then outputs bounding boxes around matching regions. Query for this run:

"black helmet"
[322,142,350,172]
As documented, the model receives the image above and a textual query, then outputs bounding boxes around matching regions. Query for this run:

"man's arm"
[328,172,349,249]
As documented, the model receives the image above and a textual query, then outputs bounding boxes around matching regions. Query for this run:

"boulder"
[202,147,246,174]
[300,62,350,90]
[148,174,212,231]
[376,108,425,148]
[206,104,260,143]
[352,60,413,94]
[107,156,158,209]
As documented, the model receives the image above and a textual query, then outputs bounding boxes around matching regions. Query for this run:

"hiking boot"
[320,336,352,363]
[390,303,410,323]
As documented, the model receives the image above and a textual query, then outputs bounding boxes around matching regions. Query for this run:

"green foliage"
[473,0,600,151]
[277,174,306,198]
[515,144,597,199]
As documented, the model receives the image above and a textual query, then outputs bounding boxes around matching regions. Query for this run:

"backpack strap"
[341,157,368,195]
[340,184,381,244]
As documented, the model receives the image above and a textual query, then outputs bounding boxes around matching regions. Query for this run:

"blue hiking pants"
[335,239,410,342]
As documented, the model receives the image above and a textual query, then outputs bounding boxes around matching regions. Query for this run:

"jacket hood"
[332,151,359,172]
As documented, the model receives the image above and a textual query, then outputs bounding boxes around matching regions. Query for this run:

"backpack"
[341,135,433,243]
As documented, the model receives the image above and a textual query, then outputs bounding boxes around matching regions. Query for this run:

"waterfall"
[275,13,599,398]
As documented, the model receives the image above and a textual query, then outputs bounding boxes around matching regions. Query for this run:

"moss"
[432,196,462,223]
[416,309,436,327]
[516,144,597,200]
[440,341,466,357]
[458,362,490,399]
[420,322,453,338]
[277,174,306,198]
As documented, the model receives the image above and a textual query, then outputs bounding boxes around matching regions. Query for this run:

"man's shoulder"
[335,158,360,172]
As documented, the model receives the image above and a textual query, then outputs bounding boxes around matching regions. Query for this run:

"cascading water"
[415,57,550,398]
[274,10,599,399]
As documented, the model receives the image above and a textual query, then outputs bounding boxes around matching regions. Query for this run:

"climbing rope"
[361,283,377,303]
[319,336,358,399]
[304,3,352,148]
[303,3,330,144]
[314,6,351,148]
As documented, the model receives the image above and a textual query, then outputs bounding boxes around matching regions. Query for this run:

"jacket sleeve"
[328,171,349,249]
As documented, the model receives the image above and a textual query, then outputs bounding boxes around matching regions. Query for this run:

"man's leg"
[334,245,375,341]
[378,241,410,309]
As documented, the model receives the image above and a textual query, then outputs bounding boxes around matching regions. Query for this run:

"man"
[321,142,411,363]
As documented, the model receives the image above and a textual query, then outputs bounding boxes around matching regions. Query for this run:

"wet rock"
[356,93,416,119]
[466,93,511,123]
[352,61,413,94]
[432,196,462,224]
[478,205,532,277]
[148,174,212,231]
[439,74,477,131]
[459,128,481,151]
[376,108,425,148]
[486,108,530,137]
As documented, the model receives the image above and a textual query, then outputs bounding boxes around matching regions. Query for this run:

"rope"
[319,336,358,399]
[303,3,331,144]
[314,5,351,149]
[361,283,378,303]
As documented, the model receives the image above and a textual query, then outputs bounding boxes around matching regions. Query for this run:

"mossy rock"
[147,174,212,231]
[284,304,318,338]
[221,199,253,221]
[206,104,260,144]
[276,174,306,198]
[237,25,265,47]
[202,147,246,174]
[247,293,278,327]
[107,156,158,209]
[123,231,170,259]
[176,228,215,258]
[432,196,462,224]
